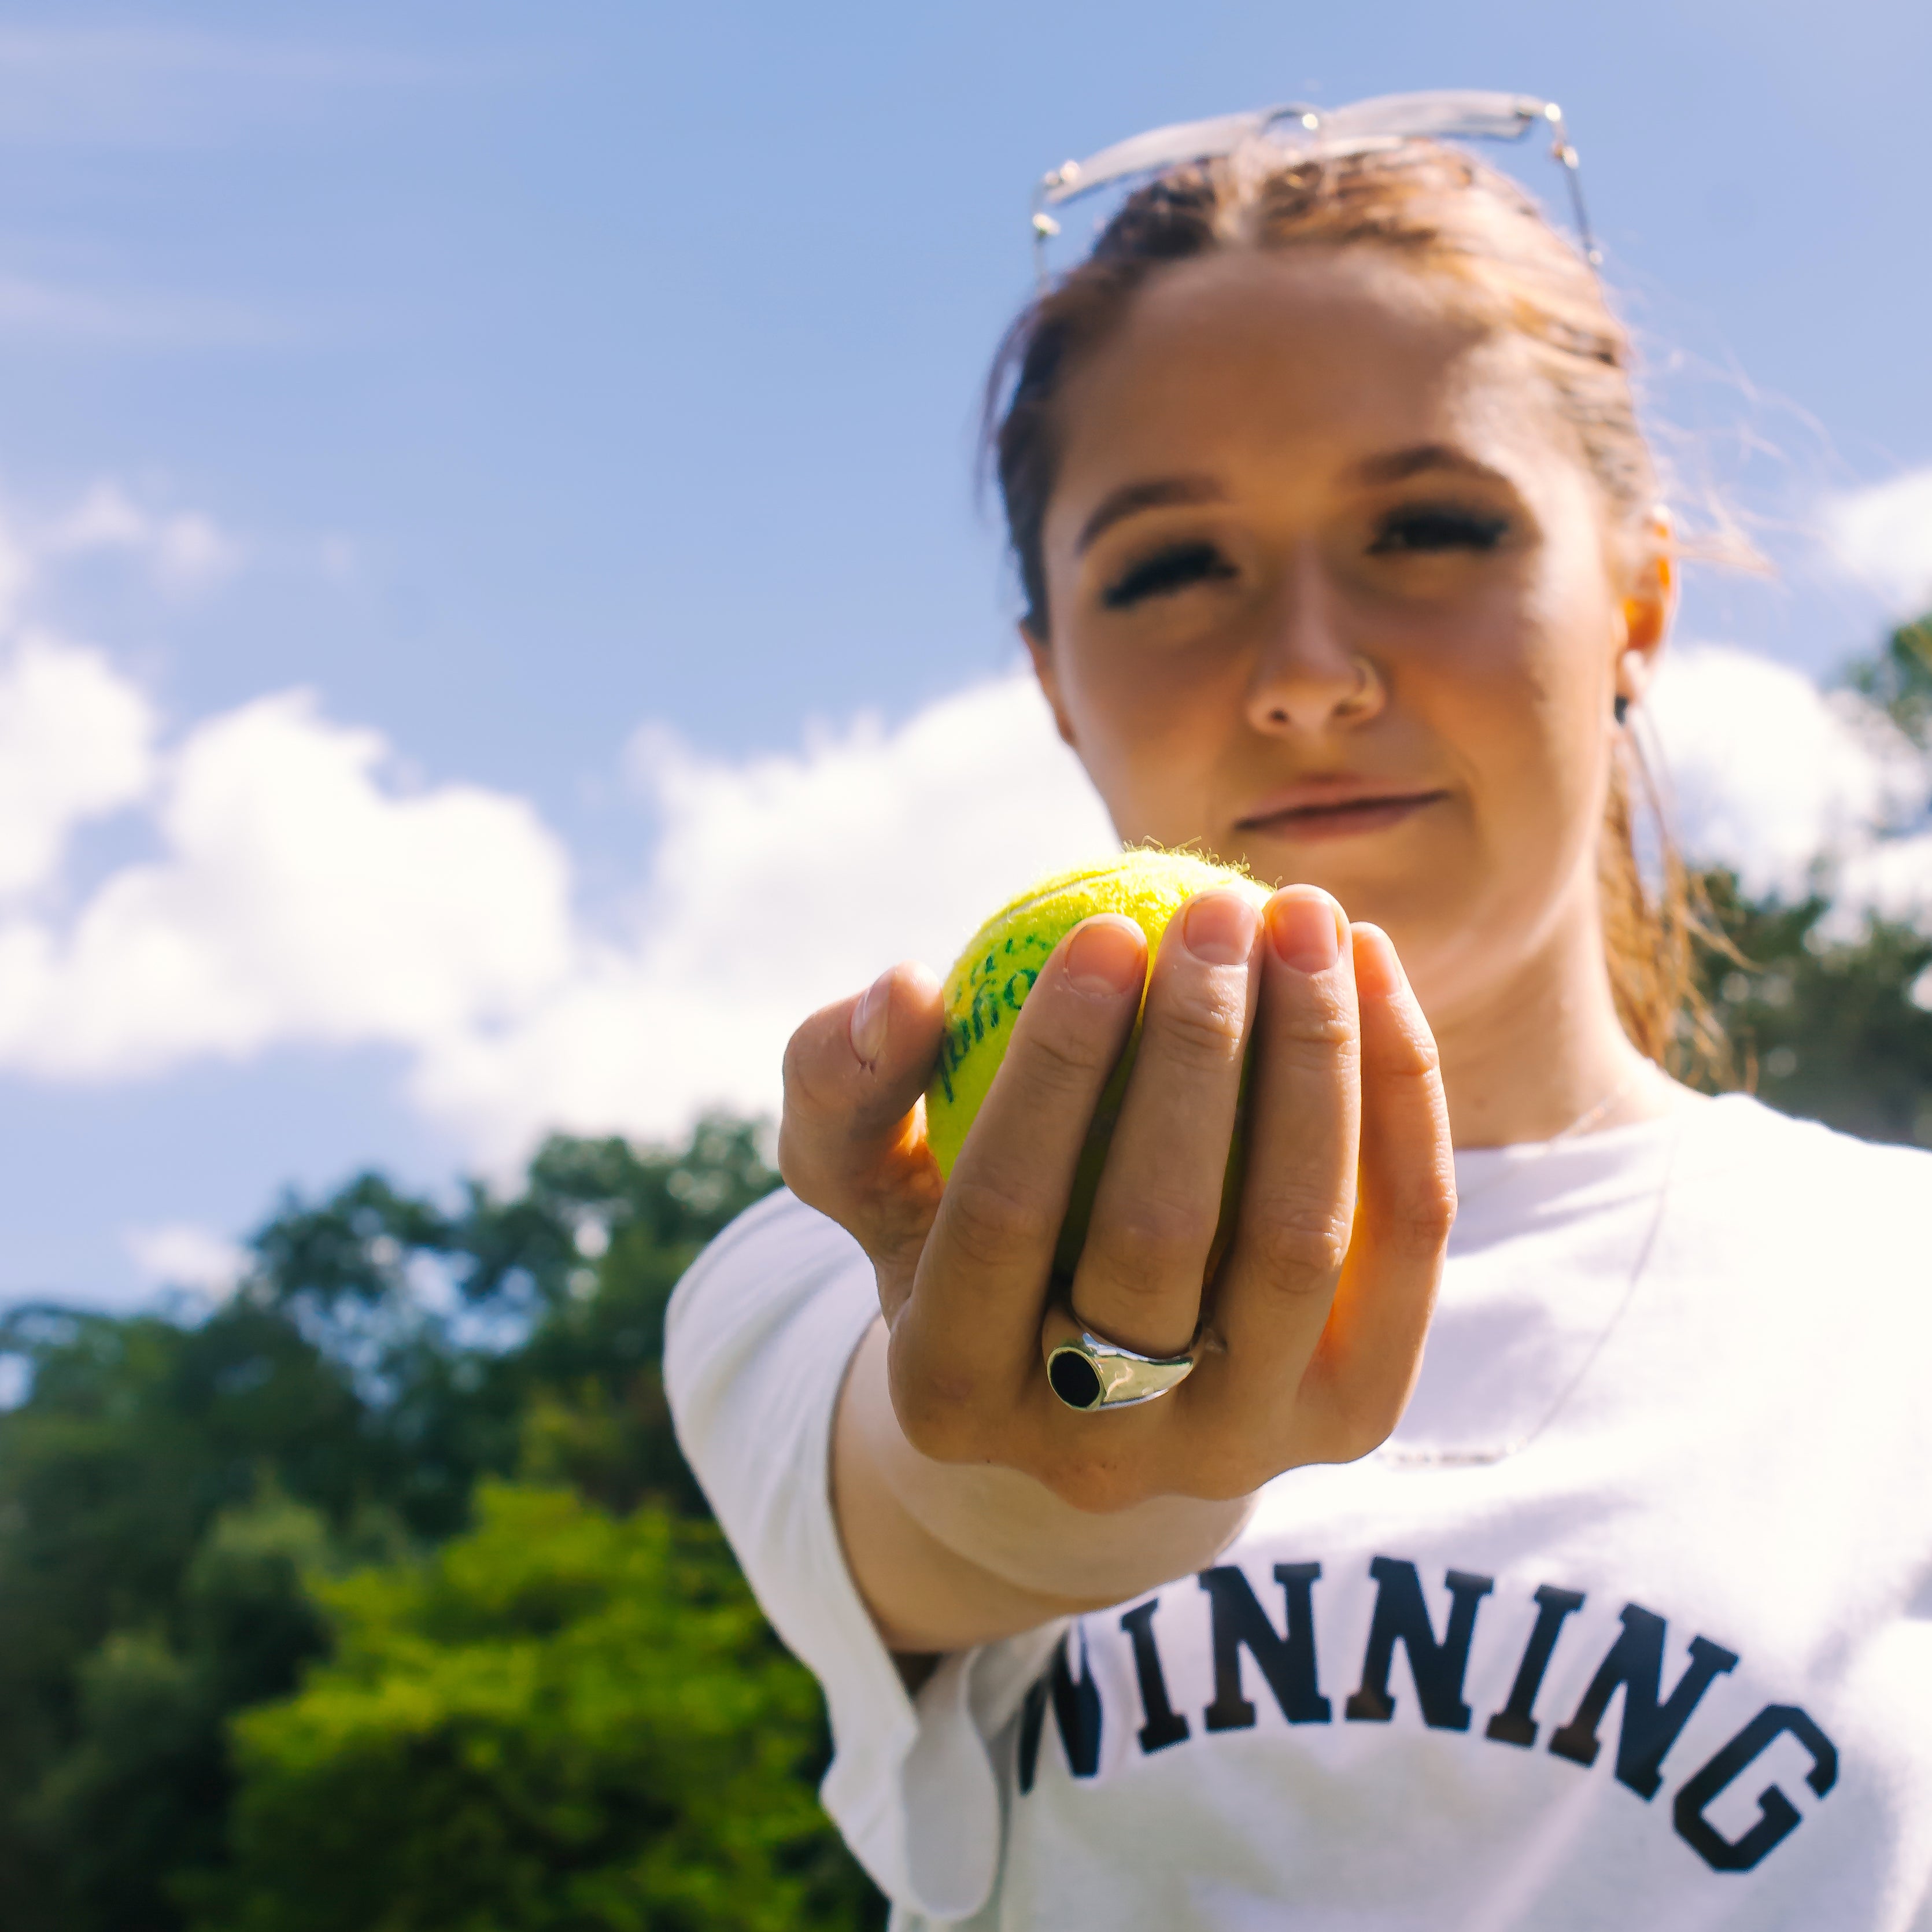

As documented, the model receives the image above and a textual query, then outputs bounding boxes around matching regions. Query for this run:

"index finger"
[891,915,1145,1417]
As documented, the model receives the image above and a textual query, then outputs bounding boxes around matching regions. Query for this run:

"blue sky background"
[1,0,1927,1304]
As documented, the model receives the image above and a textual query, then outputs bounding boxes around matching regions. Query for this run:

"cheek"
[1054,637,1243,828]
[1513,542,1621,778]
[1426,554,1617,885]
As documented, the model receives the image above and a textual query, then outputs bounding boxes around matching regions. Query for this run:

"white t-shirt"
[666,1093,1932,1929]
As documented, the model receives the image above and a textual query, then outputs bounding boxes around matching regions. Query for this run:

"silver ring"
[1043,1313,1196,1412]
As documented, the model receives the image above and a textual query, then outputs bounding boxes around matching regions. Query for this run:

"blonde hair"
[984,141,1711,1069]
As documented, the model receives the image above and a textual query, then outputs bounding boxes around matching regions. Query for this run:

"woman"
[666,112,1932,1929]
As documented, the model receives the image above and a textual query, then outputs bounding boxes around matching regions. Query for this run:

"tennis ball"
[925,848,1265,1283]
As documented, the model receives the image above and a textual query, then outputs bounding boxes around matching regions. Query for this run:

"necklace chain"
[1372,1095,1679,1471]
[1449,1068,1641,1212]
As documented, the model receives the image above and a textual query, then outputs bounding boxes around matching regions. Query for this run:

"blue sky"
[0,0,1927,1305]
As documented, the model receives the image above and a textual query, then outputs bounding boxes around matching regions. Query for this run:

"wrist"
[836,1319,1257,1650]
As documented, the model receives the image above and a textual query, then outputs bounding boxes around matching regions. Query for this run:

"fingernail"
[1181,890,1259,965]
[851,971,891,1065]
[1064,917,1146,998]
[1350,922,1406,999]
[1269,891,1343,973]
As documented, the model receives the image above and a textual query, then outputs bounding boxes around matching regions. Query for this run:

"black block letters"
[1011,1554,1835,1879]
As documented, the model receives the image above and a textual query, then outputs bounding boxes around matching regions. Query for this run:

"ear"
[1022,622,1080,750]
[1616,507,1676,712]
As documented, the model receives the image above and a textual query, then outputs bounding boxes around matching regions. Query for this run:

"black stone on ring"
[1044,1328,1198,1412]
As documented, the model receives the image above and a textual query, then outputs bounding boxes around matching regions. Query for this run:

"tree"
[1687,608,1932,1150]
[1695,878,1932,1148]
[12,1490,337,1932]
[0,1118,884,1932]
[183,1486,871,1932]
[1846,611,1932,751]
[0,1301,383,1929]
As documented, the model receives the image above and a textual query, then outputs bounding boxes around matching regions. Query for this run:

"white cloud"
[1824,466,1932,619]
[123,1221,250,1297]
[0,479,578,1110]
[0,477,247,914]
[0,515,29,623]
[1833,830,1932,940]
[1646,642,1926,904]
[411,675,1119,1163]
[0,659,1114,1164]
[0,688,574,1078]
[46,480,240,588]
[0,474,243,621]
[0,632,154,895]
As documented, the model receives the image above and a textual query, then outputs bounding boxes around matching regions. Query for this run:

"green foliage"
[1688,607,1932,1150]
[490,1119,781,1515]
[237,1114,782,1529]
[13,1491,335,1932]
[1696,876,1932,1148]
[0,1117,877,1932]
[0,1297,381,1929]
[1846,611,1932,750]
[183,1486,871,1932]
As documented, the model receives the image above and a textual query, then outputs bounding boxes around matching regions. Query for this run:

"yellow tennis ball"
[925,848,1265,1283]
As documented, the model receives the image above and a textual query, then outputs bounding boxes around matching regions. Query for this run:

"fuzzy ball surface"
[924,848,1261,1281]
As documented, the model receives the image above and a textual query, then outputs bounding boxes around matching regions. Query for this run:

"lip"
[1235,780,1450,842]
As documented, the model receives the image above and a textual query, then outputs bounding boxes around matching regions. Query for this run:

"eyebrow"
[1074,474,1227,554]
[1072,447,1512,555]
[1345,444,1512,489]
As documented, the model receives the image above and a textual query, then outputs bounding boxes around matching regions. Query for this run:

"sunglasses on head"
[1029,88,1598,289]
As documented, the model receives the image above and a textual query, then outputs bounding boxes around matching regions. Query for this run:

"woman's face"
[1027,245,1669,1027]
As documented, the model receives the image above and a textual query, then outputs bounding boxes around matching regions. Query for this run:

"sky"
[0,0,1928,1306]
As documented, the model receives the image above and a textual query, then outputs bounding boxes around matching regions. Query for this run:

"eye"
[1101,541,1237,609]
[1369,507,1510,555]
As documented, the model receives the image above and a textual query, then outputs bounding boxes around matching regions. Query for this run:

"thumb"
[779,961,946,1264]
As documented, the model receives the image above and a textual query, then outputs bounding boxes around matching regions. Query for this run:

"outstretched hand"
[780,884,1455,1519]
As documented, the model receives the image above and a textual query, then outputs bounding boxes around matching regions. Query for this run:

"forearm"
[832,1318,1256,1654]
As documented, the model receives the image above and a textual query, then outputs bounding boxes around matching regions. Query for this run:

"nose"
[1243,544,1383,737]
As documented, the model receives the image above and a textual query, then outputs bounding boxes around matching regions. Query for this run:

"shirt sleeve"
[663,1188,1007,1920]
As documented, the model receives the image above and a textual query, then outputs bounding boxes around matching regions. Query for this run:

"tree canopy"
[0,1119,881,1931]
[186,1486,863,1932]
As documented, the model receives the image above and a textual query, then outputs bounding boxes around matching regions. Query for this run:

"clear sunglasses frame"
[1029,88,1598,289]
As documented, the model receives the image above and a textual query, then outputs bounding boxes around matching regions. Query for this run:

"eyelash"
[1100,542,1236,609]
[1099,507,1510,610]
[1368,507,1510,555]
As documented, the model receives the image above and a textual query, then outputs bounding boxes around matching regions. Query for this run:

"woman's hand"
[779,885,1454,1649]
